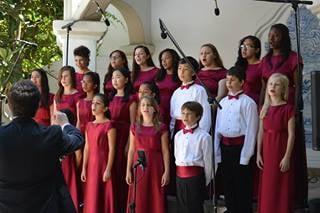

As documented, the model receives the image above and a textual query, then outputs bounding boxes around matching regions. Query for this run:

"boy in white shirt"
[175,101,212,213]
[214,66,258,213]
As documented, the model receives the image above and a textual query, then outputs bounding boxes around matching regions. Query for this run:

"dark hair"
[156,48,180,83]
[235,35,261,70]
[110,67,134,102]
[266,23,292,68]
[31,68,50,108]
[8,80,40,117]
[179,56,199,80]
[73,45,90,66]
[132,45,155,82]
[227,66,246,82]
[94,93,111,119]
[103,50,129,95]
[199,43,224,69]
[181,101,203,119]
[55,66,76,103]
[140,81,160,104]
[84,71,100,95]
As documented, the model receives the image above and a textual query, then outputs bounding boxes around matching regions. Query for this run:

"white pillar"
[53,20,107,72]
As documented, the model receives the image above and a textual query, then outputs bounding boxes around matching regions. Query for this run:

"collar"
[182,123,199,134]
[227,90,244,100]
[180,81,195,90]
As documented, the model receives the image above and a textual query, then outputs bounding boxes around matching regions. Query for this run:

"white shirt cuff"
[61,123,71,130]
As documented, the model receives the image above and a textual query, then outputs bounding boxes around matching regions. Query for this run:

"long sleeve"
[214,106,222,165]
[58,124,84,155]
[196,87,211,132]
[202,134,213,185]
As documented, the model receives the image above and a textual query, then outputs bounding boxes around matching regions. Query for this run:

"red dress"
[55,92,81,211]
[33,93,54,126]
[109,95,137,213]
[104,79,114,99]
[133,67,159,91]
[243,63,262,105]
[84,121,115,213]
[156,75,180,128]
[195,68,227,97]
[75,72,85,98]
[78,99,94,134]
[127,123,167,213]
[258,104,295,213]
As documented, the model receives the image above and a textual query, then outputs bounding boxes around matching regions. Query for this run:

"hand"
[53,111,69,126]
[126,170,132,185]
[161,171,170,187]
[256,153,264,170]
[103,169,111,182]
[279,156,290,172]
[81,170,86,182]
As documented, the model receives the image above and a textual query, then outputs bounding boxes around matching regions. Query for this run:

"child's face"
[110,52,125,69]
[30,71,41,88]
[181,108,199,127]
[161,51,173,70]
[81,75,95,93]
[226,74,244,94]
[91,96,107,116]
[200,46,215,67]
[112,70,128,90]
[241,38,259,60]
[268,28,282,50]
[178,63,194,83]
[267,78,283,98]
[60,70,72,87]
[138,84,154,99]
[74,55,89,70]
[140,98,155,117]
[134,48,149,66]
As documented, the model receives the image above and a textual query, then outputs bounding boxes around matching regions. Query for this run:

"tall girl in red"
[235,35,262,105]
[257,73,295,213]
[197,43,227,102]
[81,93,116,213]
[155,48,181,128]
[74,45,91,97]
[109,67,137,213]
[103,50,129,99]
[54,65,81,211]
[126,96,170,213]
[131,45,159,91]
[30,68,54,126]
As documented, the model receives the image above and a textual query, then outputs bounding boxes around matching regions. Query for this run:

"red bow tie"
[183,128,194,134]
[228,92,243,100]
[180,83,194,90]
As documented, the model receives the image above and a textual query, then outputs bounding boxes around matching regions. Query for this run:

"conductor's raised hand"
[52,111,69,126]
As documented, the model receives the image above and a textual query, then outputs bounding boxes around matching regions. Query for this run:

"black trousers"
[221,144,252,213]
[176,174,205,213]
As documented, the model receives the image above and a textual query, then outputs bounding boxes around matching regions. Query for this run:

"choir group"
[29,23,307,213]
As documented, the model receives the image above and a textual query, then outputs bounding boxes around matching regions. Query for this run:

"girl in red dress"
[74,45,91,97]
[197,43,227,102]
[131,45,159,91]
[103,50,129,99]
[155,48,181,128]
[81,93,116,213]
[109,67,137,213]
[257,73,295,213]
[260,23,307,208]
[137,81,160,104]
[54,65,82,212]
[126,96,170,213]
[30,68,54,126]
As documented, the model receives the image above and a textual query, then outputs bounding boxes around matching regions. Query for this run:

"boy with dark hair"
[175,101,212,213]
[73,45,91,96]
[214,66,258,213]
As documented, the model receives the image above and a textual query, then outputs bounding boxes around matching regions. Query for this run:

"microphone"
[214,0,220,16]
[94,0,110,26]
[15,39,38,47]
[136,150,147,170]
[159,19,167,39]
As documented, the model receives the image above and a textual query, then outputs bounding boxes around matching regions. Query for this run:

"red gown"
[195,68,227,97]
[109,95,137,213]
[75,72,85,98]
[133,67,159,91]
[243,63,262,105]
[55,92,81,212]
[78,99,94,134]
[33,93,54,126]
[258,104,295,213]
[104,79,114,99]
[127,123,167,213]
[84,121,115,213]
[156,74,180,128]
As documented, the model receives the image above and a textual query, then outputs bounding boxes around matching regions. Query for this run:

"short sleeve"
[160,123,168,135]
[107,120,115,131]
[130,123,137,136]
[286,104,296,121]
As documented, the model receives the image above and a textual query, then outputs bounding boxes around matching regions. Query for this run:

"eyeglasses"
[240,44,255,49]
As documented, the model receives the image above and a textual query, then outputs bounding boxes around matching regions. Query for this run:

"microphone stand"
[129,159,145,213]
[61,20,81,66]
[159,18,220,213]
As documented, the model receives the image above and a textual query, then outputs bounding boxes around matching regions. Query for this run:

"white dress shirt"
[214,91,258,166]
[174,124,213,185]
[170,82,211,133]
